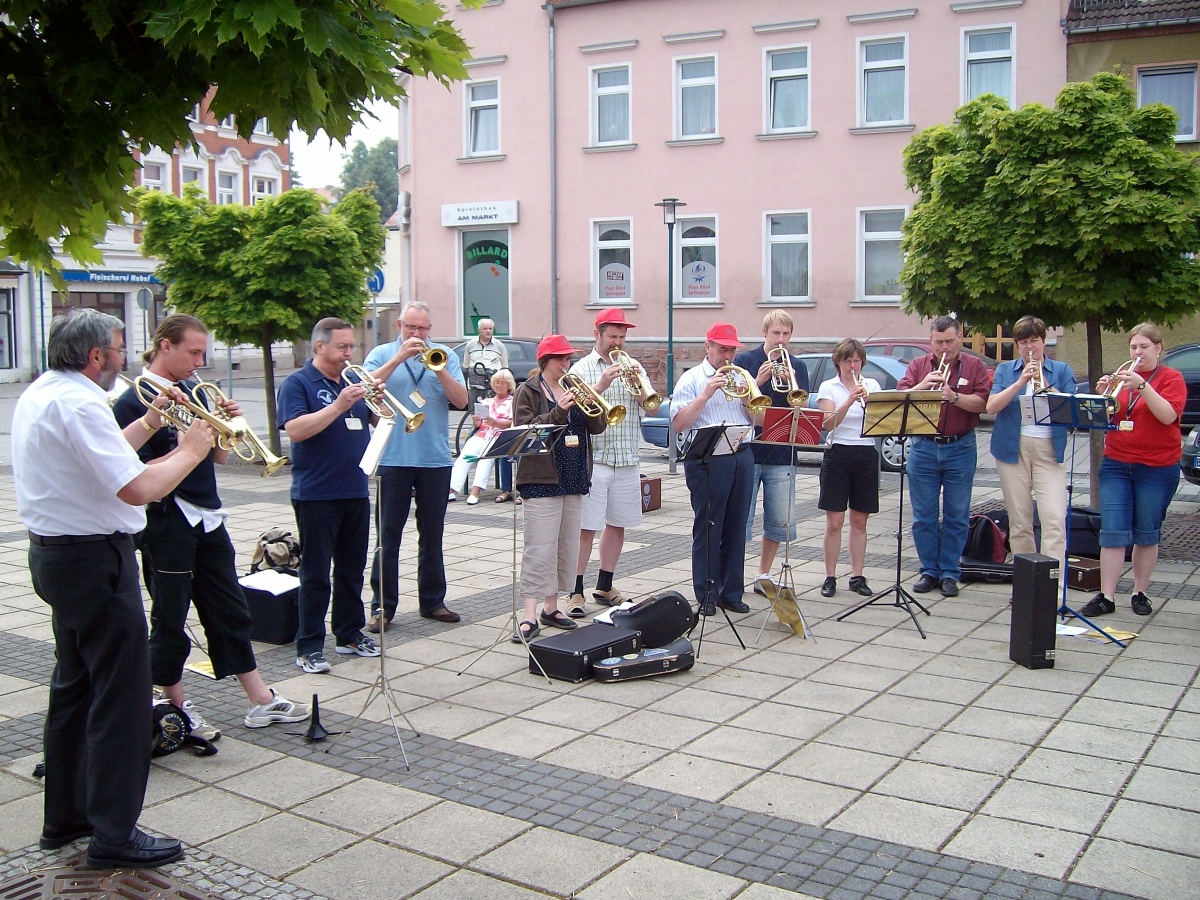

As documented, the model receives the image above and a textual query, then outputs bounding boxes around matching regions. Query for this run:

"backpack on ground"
[960,512,1013,584]
[250,527,300,576]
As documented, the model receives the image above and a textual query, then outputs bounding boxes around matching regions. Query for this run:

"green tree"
[1,0,476,278]
[901,71,1200,495]
[339,139,399,221]
[137,186,385,455]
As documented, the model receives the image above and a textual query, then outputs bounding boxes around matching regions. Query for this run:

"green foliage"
[339,139,399,221]
[0,0,477,278]
[901,72,1200,334]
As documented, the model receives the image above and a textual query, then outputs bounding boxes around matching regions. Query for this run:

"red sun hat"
[706,323,742,348]
[536,334,579,360]
[594,307,637,329]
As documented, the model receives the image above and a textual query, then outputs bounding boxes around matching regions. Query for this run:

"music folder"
[755,407,825,447]
[1032,393,1116,430]
[480,423,564,460]
[677,423,752,461]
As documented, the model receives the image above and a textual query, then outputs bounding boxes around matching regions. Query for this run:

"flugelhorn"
[608,349,663,411]
[191,381,288,475]
[120,374,240,448]
[419,345,448,371]
[716,365,772,413]
[768,346,808,407]
[342,364,425,433]
[561,372,626,425]
[1101,358,1139,399]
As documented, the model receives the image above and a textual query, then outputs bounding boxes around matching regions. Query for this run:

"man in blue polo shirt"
[364,301,468,631]
[277,317,381,674]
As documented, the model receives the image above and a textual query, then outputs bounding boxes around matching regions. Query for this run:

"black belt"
[28,531,129,546]
[926,434,966,444]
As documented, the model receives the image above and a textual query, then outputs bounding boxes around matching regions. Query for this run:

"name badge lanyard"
[1125,366,1159,418]
[403,360,427,390]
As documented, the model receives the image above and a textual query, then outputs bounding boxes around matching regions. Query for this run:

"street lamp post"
[654,197,685,473]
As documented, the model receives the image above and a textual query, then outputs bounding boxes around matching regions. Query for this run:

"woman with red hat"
[510,335,607,643]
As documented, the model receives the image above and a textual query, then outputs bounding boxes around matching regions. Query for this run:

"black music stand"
[751,407,825,642]
[678,422,753,656]
[836,390,942,637]
[1034,393,1127,648]
[457,423,566,682]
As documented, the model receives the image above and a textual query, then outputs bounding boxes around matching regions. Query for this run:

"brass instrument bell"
[561,372,626,425]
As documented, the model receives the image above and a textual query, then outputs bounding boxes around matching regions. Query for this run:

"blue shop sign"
[61,270,161,285]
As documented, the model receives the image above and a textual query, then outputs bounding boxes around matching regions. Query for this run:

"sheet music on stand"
[754,407,826,448]
[860,390,942,439]
[1029,393,1116,430]
[480,423,564,460]
[677,423,752,460]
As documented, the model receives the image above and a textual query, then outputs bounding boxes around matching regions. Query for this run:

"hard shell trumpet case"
[593,636,695,683]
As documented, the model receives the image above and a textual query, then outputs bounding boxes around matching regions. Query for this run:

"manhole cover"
[0,855,222,900]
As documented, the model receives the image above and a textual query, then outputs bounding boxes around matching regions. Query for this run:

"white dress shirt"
[670,360,753,438]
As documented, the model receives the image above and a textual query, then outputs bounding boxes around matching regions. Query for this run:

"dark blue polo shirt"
[277,360,372,501]
[732,346,810,467]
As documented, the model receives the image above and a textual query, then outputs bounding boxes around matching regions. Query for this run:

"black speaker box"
[1010,553,1058,670]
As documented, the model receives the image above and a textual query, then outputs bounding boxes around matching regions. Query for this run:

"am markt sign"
[441,201,519,227]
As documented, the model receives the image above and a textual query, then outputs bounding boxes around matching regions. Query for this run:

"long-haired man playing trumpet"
[363,301,468,631]
[566,308,653,617]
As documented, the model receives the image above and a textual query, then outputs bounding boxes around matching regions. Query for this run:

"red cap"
[536,334,579,360]
[594,307,637,329]
[706,323,742,348]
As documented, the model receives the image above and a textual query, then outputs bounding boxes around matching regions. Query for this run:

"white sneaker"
[295,652,332,674]
[244,690,310,728]
[336,636,381,657]
[181,700,221,742]
[448,491,458,502]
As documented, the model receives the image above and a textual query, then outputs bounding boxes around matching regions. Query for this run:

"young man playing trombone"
[113,314,309,729]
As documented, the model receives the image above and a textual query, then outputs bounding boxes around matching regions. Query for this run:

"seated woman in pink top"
[449,368,515,505]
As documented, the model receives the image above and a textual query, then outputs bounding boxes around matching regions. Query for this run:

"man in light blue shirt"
[363,301,468,630]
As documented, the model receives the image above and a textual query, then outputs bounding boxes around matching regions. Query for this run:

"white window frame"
[464,78,501,157]
[763,45,811,135]
[676,215,719,304]
[251,176,277,205]
[216,171,239,206]
[185,103,201,123]
[764,210,812,304]
[1138,65,1198,142]
[857,35,908,127]
[218,115,236,130]
[589,63,632,146]
[674,54,718,141]
[961,25,1015,107]
[591,218,635,305]
[180,165,205,193]
[141,160,167,192]
[857,206,907,303]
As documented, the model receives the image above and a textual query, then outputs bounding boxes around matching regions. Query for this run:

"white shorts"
[580,463,644,531]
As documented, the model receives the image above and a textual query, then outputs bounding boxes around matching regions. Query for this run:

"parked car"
[865,339,997,387]
[1163,343,1200,432]
[1182,427,1200,486]
[640,353,913,472]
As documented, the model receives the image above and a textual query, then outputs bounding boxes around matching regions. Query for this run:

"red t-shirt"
[1104,365,1186,467]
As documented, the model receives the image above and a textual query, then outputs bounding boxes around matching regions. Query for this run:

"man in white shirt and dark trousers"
[13,309,215,868]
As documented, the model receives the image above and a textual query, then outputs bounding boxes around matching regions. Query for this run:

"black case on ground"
[608,590,696,648]
[593,636,695,682]
[528,624,641,683]
[1009,553,1058,670]
[243,586,299,645]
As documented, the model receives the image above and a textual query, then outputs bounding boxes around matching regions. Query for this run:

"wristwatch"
[950,392,960,405]
[1136,380,1148,392]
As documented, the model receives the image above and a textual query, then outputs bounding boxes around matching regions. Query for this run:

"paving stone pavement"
[0,384,1197,899]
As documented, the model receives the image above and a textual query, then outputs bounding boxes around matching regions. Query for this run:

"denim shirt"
[989,357,1076,464]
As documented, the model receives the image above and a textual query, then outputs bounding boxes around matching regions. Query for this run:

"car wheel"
[881,436,908,473]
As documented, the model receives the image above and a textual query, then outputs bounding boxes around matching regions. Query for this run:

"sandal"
[539,608,578,630]
[515,496,523,505]
[495,492,512,503]
[511,620,540,644]
[566,592,587,619]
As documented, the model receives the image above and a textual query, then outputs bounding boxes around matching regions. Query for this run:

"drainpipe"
[546,4,559,333]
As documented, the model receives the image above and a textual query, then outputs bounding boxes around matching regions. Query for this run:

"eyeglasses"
[332,343,358,352]
[400,321,432,334]
[107,346,127,359]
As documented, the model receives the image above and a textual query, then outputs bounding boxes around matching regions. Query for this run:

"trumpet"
[768,345,808,407]
[608,349,663,411]
[121,373,240,448]
[1101,358,1139,399]
[853,371,870,409]
[342,364,425,433]
[1024,355,1047,394]
[191,381,289,475]
[716,365,772,413]
[561,373,626,425]
[419,345,448,372]
[932,351,951,385]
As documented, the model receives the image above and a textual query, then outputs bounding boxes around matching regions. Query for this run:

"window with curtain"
[593,66,630,145]
[1139,66,1197,140]
[767,47,810,133]
[860,208,905,300]
[767,213,810,301]
[677,57,717,139]
[467,80,500,155]
[594,221,633,302]
[141,162,164,191]
[251,177,277,205]
[965,28,1013,105]
[679,218,717,301]
[860,38,907,125]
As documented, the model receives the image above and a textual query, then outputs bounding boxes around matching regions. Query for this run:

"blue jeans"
[745,463,798,543]
[293,498,370,656]
[907,433,977,582]
[500,457,514,492]
[1098,457,1179,547]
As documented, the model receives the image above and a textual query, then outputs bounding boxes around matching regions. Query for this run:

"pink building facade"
[400,0,1070,375]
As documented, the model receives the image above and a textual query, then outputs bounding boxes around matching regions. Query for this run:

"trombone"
[561,373,626,425]
[716,365,772,413]
[191,381,288,475]
[768,346,808,407]
[608,349,663,411]
[419,345,448,372]
[342,364,425,433]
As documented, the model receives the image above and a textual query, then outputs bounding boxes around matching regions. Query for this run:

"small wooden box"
[1066,557,1101,592]
[640,476,661,512]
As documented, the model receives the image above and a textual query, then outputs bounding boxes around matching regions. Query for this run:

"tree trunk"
[1086,314,1104,508]
[260,324,281,457]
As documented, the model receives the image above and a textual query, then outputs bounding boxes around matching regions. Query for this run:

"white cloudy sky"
[288,98,399,189]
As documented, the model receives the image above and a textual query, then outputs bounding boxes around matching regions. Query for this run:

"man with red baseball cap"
[670,323,757,616]
[565,308,657,616]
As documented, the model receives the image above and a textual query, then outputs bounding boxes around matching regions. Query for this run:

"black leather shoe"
[40,823,93,850]
[820,577,837,597]
[717,598,751,614]
[940,578,959,597]
[420,606,461,623]
[86,828,184,869]
[848,576,873,597]
[912,574,939,593]
[699,599,717,617]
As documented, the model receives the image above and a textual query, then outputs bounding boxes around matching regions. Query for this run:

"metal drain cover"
[0,854,221,900]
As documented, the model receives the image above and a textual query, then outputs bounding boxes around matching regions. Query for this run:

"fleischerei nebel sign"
[441,201,519,227]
